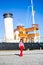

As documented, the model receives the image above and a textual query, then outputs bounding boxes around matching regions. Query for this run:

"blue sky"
[0,0,43,39]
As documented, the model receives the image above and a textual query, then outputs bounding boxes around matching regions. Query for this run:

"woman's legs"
[19,46,24,56]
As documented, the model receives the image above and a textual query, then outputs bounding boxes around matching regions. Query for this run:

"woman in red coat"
[19,39,25,56]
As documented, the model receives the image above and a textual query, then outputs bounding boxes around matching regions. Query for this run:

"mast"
[31,0,35,24]
[31,0,37,42]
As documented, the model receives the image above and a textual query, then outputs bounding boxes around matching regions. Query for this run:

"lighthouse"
[3,13,14,42]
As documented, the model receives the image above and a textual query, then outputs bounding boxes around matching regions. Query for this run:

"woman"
[19,39,25,56]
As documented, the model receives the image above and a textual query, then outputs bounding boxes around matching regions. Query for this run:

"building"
[14,24,40,43]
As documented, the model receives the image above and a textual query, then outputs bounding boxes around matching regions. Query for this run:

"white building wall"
[14,31,20,42]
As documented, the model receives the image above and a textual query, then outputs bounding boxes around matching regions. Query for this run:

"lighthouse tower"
[3,13,14,42]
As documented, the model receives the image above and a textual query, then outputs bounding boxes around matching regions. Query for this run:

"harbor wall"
[0,43,43,50]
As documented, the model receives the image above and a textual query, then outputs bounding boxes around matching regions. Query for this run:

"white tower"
[3,13,14,42]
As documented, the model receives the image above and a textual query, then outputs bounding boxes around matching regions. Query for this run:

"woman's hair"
[20,39,23,42]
